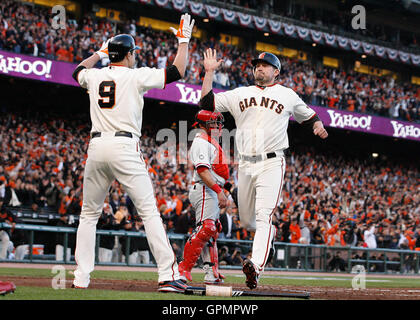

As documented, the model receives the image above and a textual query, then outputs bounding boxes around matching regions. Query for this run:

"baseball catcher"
[178,110,229,284]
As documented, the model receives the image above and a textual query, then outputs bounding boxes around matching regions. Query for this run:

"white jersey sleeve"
[214,89,238,113]
[77,68,95,89]
[290,90,316,124]
[189,138,213,169]
[135,67,165,93]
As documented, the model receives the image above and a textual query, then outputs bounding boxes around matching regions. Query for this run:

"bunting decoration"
[171,0,186,11]
[188,1,204,15]
[205,4,220,19]
[324,33,336,46]
[350,39,361,51]
[221,8,236,23]
[310,30,323,43]
[155,0,169,7]
[411,54,420,65]
[296,26,309,40]
[253,15,267,30]
[337,36,349,48]
[237,12,252,27]
[399,51,410,63]
[362,42,374,55]
[268,19,282,34]
[386,48,398,60]
[374,45,386,57]
[283,23,296,36]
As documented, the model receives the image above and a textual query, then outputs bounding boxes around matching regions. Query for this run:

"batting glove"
[95,39,110,59]
[169,13,195,44]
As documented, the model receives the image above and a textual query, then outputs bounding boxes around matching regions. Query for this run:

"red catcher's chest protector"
[198,132,229,181]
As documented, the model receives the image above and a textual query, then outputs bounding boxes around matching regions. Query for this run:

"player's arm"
[72,40,109,86]
[200,48,224,111]
[292,91,328,139]
[166,13,195,84]
[197,166,228,209]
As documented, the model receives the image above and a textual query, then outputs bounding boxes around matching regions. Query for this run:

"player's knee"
[255,208,273,221]
[197,219,217,242]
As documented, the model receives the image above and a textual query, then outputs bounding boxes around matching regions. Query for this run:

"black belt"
[91,131,133,138]
[240,152,278,162]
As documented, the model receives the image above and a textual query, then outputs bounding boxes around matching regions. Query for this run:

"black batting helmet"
[108,34,140,62]
[251,52,281,71]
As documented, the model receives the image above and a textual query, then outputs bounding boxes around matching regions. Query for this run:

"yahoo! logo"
[390,121,420,139]
[176,83,201,104]
[327,110,372,130]
[0,55,52,78]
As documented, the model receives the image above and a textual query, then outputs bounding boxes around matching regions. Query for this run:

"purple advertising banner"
[0,50,77,86]
[1,50,419,142]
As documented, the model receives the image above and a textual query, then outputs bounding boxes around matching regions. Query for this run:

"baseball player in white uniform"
[199,49,328,289]
[178,110,229,284]
[71,14,195,293]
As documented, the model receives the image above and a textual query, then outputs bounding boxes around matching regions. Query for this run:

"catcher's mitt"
[0,281,16,295]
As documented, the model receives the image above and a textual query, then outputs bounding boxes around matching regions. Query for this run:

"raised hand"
[96,39,110,59]
[203,48,224,73]
[169,13,195,44]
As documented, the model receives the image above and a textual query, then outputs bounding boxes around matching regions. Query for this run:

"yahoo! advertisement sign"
[0,50,76,86]
[313,107,420,141]
[0,50,419,142]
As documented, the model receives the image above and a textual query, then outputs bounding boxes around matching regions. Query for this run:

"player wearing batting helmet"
[107,34,141,63]
[198,48,328,289]
[178,110,229,285]
[71,13,195,293]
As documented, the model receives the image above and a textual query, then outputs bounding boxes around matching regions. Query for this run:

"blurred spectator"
[97,203,116,263]
[327,251,346,271]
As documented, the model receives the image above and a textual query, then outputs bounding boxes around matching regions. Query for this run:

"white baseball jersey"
[214,84,316,155]
[73,64,180,287]
[77,66,165,136]
[189,132,228,186]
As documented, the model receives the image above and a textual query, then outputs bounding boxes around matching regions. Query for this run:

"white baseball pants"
[73,133,178,287]
[188,183,220,224]
[238,155,285,274]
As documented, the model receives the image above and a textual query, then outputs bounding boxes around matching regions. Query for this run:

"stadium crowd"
[1,111,419,266]
[0,0,419,123]
[217,0,420,51]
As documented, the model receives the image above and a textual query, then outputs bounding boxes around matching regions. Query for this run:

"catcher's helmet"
[108,34,140,62]
[193,110,224,130]
[251,52,281,71]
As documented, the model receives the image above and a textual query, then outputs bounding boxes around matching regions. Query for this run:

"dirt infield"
[1,263,420,300]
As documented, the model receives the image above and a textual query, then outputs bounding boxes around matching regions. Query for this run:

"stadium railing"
[1,223,419,275]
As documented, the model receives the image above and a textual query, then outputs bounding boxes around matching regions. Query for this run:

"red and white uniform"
[189,131,229,223]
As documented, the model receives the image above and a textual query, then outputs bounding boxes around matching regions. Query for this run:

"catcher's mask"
[192,110,224,137]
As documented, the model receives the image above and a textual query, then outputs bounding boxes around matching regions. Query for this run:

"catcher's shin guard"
[208,234,225,280]
[180,219,217,276]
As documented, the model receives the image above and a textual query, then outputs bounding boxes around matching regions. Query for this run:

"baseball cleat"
[242,258,259,290]
[158,279,188,293]
[203,263,224,284]
[71,284,87,289]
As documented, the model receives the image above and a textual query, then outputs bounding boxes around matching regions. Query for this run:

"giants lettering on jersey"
[239,96,284,114]
[198,133,229,181]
